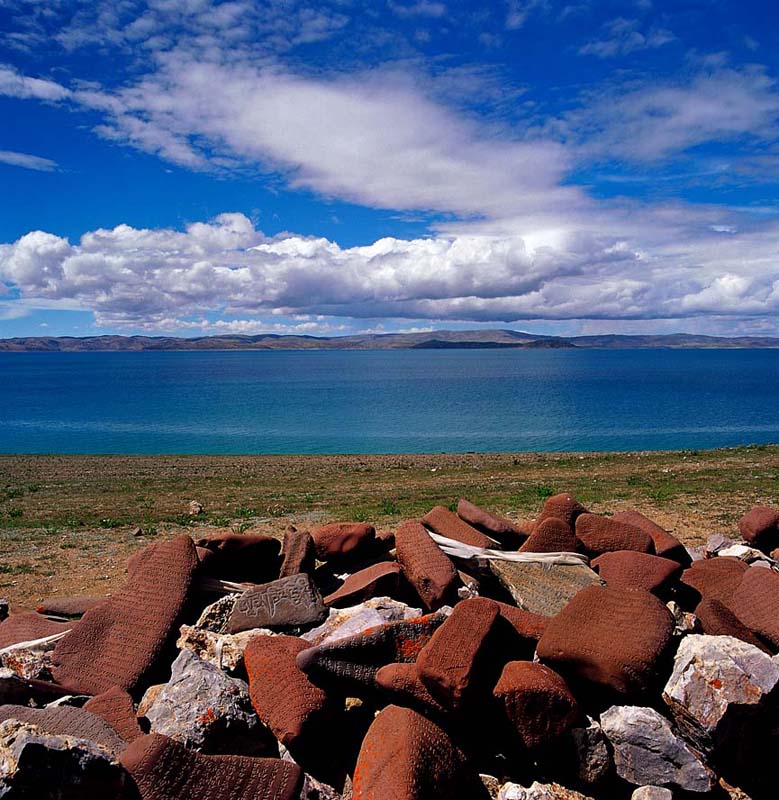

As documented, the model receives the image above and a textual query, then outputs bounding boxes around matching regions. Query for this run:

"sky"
[1,0,778,339]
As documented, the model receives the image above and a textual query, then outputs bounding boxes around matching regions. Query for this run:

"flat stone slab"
[228,573,327,633]
[489,561,603,617]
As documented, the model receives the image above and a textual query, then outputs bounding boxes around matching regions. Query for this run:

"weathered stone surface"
[417,598,500,709]
[300,772,344,800]
[176,624,268,673]
[494,662,580,749]
[630,788,673,800]
[537,586,675,698]
[662,634,779,751]
[84,686,143,743]
[738,506,779,553]
[301,598,424,646]
[192,595,237,634]
[498,782,594,800]
[0,718,125,799]
[612,511,691,566]
[575,515,653,556]
[679,557,748,606]
[395,521,459,610]
[536,494,589,529]
[120,732,302,800]
[568,717,611,788]
[352,704,486,800]
[279,529,316,578]
[144,649,265,755]
[297,611,448,694]
[35,596,102,619]
[591,551,681,596]
[323,562,402,607]
[422,506,497,548]
[456,499,525,548]
[0,612,72,650]
[519,518,578,554]
[728,567,779,649]
[227,573,327,633]
[311,522,376,561]
[495,602,547,643]
[600,705,713,792]
[52,535,199,696]
[375,662,448,716]
[490,561,603,618]
[195,532,281,583]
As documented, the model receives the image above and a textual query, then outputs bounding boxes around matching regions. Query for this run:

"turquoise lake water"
[1,349,778,454]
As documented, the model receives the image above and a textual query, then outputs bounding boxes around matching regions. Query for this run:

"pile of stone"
[0,498,777,799]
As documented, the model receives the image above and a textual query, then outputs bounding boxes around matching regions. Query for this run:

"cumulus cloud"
[0,149,58,171]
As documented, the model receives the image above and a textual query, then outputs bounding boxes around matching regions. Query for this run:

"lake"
[1,349,777,454]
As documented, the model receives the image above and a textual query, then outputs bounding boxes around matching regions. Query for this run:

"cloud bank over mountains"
[1,0,778,335]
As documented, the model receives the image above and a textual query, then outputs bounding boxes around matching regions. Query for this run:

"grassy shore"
[1,445,777,607]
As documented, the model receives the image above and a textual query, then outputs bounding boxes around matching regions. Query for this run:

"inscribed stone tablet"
[228,574,327,633]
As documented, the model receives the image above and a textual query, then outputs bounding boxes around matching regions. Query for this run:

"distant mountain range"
[2,329,779,351]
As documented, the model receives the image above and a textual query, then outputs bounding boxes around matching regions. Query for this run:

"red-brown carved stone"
[311,522,376,561]
[680,557,749,606]
[0,612,71,649]
[395,521,459,610]
[591,551,682,595]
[456,499,525,548]
[375,662,448,716]
[728,567,779,650]
[738,506,779,554]
[36,596,102,619]
[536,493,589,528]
[324,562,402,607]
[695,598,772,654]
[421,506,496,548]
[84,685,144,742]
[519,517,578,554]
[612,510,691,565]
[575,514,654,556]
[279,529,316,578]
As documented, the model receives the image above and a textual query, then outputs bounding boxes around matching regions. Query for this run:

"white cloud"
[578,17,675,59]
[0,64,70,101]
[0,149,58,171]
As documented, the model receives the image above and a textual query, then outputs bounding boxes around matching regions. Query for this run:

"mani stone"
[738,506,779,553]
[695,598,771,654]
[227,573,327,633]
[52,535,199,696]
[537,586,675,698]
[728,567,779,650]
[591,551,681,596]
[195,532,281,584]
[519,518,578,554]
[352,704,486,800]
[35,596,103,619]
[536,493,589,528]
[612,511,691,566]
[120,732,302,800]
[279,529,316,578]
[323,562,402,607]
[575,514,654,556]
[422,506,497,549]
[375,662,449,717]
[456,499,525,548]
[395,521,459,610]
[600,705,713,793]
[0,718,126,799]
[84,686,144,743]
[311,522,376,561]
[680,558,749,606]
[662,634,779,752]
[144,649,266,756]
[0,612,72,649]
[493,662,580,750]
[489,560,603,617]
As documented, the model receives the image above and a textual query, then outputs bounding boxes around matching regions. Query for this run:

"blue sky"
[1,0,778,338]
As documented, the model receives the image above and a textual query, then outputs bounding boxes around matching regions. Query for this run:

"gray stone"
[192,594,237,634]
[300,597,425,646]
[498,782,593,800]
[227,573,327,633]
[600,705,713,792]
[489,561,603,617]
[188,500,204,515]
[176,624,271,673]
[144,649,267,755]
[569,717,611,788]
[666,601,700,638]
[0,718,124,798]
[662,634,779,751]
[300,773,343,799]
[631,788,673,800]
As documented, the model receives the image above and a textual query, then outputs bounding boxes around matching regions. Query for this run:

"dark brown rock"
[227,573,327,633]
[194,533,281,583]
[612,511,691,565]
[680,557,748,606]
[84,686,144,743]
[695,598,773,654]
[0,704,126,755]
[352,705,485,800]
[519,517,578,554]
[575,514,654,556]
[421,506,496,548]
[537,585,675,698]
[375,662,448,716]
[495,602,548,642]
[324,562,402,607]
[395,521,459,610]
[120,732,302,800]
[493,661,580,749]
[35,596,103,619]
[417,598,500,709]
[279,529,316,578]
[0,612,72,649]
[738,506,779,554]
[244,635,336,762]
[591,551,682,595]
[311,522,376,562]
[456,499,525,548]
[296,611,448,694]
[728,567,779,650]
[536,493,589,528]
[52,535,199,696]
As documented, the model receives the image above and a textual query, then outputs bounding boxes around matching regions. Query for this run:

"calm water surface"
[1,349,778,453]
